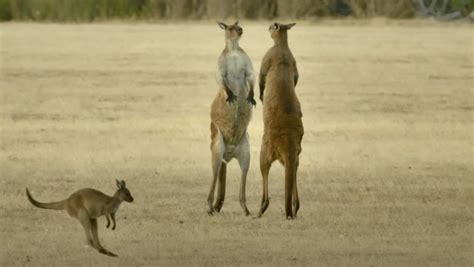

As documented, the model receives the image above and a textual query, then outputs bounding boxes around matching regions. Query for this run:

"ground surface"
[0,21,472,266]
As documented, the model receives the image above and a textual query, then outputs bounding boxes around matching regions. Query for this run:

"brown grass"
[0,21,472,266]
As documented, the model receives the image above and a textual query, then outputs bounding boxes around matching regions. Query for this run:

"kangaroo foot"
[207,207,215,215]
[257,200,269,218]
[98,247,118,257]
[213,201,223,212]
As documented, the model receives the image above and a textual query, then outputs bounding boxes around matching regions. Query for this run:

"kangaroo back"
[26,188,66,210]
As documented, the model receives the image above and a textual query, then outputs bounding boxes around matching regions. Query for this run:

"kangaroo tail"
[284,153,297,218]
[281,134,301,219]
[26,188,65,210]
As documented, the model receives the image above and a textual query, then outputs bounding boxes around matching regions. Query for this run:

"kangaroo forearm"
[248,82,255,96]
[224,85,233,97]
[221,77,233,96]
[259,73,266,89]
[246,84,256,106]
[111,213,116,230]
[259,79,266,100]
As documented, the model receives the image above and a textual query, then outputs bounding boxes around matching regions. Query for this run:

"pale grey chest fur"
[217,50,253,97]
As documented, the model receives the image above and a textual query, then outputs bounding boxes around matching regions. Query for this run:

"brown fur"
[258,22,304,219]
[210,89,252,146]
[26,180,133,257]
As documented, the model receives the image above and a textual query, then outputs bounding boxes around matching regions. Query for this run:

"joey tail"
[26,188,66,210]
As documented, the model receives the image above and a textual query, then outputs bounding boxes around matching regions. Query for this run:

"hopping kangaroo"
[258,22,304,219]
[208,21,256,215]
[26,180,133,257]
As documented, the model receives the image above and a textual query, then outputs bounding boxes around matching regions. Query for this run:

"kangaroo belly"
[211,89,252,145]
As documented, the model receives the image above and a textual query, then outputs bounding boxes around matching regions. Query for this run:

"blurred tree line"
[0,0,472,22]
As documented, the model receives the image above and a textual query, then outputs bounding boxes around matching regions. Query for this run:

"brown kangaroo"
[26,180,133,257]
[257,22,304,219]
[208,21,256,216]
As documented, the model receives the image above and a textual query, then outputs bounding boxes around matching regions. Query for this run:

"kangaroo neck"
[106,191,123,212]
[226,39,240,51]
[273,34,289,48]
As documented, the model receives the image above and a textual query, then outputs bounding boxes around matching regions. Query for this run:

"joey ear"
[116,179,122,189]
[233,20,239,26]
[121,180,126,188]
[217,21,228,30]
[286,23,296,30]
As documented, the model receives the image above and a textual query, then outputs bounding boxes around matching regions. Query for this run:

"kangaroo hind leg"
[284,153,297,220]
[91,218,117,257]
[208,129,225,215]
[257,141,273,218]
[237,134,251,216]
[214,162,227,212]
[293,158,300,217]
[77,211,94,247]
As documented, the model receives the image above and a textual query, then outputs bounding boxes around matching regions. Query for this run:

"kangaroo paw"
[226,93,237,104]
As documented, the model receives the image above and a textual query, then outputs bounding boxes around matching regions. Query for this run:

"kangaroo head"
[269,22,296,42]
[116,179,134,203]
[217,21,243,41]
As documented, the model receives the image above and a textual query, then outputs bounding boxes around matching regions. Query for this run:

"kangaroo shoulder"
[238,47,250,58]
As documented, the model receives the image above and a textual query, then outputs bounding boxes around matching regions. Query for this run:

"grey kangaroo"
[208,21,256,216]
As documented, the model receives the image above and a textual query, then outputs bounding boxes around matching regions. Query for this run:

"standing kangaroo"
[208,21,256,215]
[26,180,133,257]
[258,22,304,219]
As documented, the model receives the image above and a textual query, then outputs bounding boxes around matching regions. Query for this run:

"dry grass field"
[0,21,472,266]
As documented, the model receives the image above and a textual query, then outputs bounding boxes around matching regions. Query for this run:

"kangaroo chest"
[224,51,248,95]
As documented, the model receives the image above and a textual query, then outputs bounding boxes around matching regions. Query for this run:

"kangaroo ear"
[286,23,296,30]
[217,21,228,30]
[233,20,239,26]
[121,180,126,188]
[116,179,122,189]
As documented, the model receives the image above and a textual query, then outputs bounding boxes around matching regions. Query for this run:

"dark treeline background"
[0,0,472,22]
